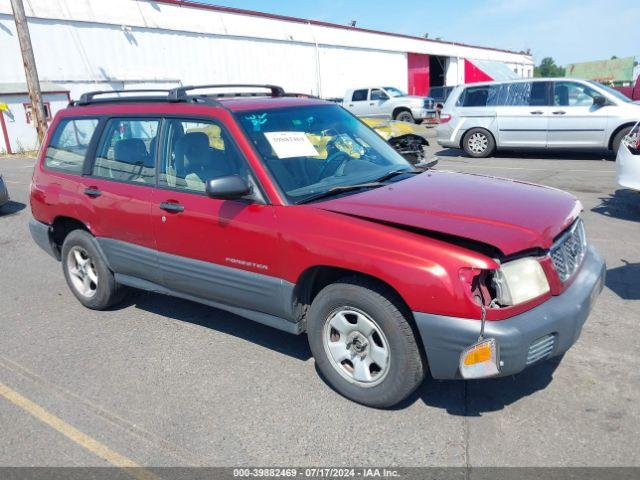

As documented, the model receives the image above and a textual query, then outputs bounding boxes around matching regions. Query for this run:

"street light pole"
[10,0,47,145]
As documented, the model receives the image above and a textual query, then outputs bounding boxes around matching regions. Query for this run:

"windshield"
[588,80,633,103]
[237,105,412,204]
[383,87,406,97]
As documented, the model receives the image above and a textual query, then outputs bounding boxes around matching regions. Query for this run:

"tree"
[534,57,566,77]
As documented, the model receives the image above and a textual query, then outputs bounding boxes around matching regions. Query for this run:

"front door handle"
[84,187,102,198]
[530,111,544,115]
[552,110,566,115]
[159,201,184,213]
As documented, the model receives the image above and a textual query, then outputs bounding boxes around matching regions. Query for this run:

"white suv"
[436,78,640,157]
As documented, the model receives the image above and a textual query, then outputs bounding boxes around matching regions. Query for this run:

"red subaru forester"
[30,85,605,407]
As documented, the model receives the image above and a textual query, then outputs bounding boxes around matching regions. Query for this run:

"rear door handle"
[552,110,566,115]
[159,201,184,213]
[83,187,102,198]
[530,111,544,115]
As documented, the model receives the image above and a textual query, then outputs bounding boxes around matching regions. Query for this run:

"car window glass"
[554,81,600,107]
[352,89,368,102]
[458,85,499,107]
[93,119,159,184]
[44,118,99,173]
[159,119,248,193]
[237,104,410,204]
[370,89,388,101]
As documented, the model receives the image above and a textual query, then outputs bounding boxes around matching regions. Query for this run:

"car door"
[344,89,370,116]
[76,116,161,283]
[151,115,285,318]
[495,81,551,147]
[547,80,608,148]
[368,88,390,117]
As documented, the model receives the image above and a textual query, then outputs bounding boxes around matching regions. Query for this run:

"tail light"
[636,135,640,151]
[439,114,452,124]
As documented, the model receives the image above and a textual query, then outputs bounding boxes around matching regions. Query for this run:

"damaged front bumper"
[413,246,606,380]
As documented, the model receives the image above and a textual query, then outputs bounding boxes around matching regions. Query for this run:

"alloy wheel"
[66,246,98,298]
[468,132,489,154]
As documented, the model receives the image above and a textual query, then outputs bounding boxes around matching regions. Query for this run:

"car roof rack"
[71,84,286,107]
[72,89,175,106]
[168,84,285,102]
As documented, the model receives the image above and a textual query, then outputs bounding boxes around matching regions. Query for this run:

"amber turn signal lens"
[459,338,500,379]
[463,343,491,366]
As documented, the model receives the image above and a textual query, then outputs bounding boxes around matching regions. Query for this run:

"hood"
[314,171,580,256]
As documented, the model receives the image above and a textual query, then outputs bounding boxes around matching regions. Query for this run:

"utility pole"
[10,0,47,145]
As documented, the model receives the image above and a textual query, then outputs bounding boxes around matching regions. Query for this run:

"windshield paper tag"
[264,131,319,159]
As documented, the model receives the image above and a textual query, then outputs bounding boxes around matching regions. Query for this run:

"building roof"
[153,0,528,57]
[0,82,69,95]
[468,59,519,81]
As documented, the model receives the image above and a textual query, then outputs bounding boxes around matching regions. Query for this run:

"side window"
[370,89,388,101]
[44,118,98,174]
[93,118,159,184]
[554,81,600,107]
[159,119,248,193]
[458,85,498,107]
[497,82,548,107]
[352,89,368,102]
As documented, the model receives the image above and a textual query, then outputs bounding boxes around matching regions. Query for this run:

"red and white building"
[0,0,533,150]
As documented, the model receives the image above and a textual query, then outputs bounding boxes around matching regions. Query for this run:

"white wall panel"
[0,0,533,103]
[318,47,406,99]
[0,0,533,65]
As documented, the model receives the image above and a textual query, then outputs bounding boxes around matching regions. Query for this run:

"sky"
[196,0,639,66]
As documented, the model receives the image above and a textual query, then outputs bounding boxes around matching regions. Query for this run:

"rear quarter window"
[457,85,499,107]
[44,118,99,174]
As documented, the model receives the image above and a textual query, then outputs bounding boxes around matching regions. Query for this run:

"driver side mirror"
[205,175,251,200]
[593,95,607,107]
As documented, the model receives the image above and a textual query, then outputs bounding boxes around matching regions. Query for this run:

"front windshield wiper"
[297,182,385,204]
[374,168,421,183]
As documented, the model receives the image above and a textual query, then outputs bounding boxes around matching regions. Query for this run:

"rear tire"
[462,128,495,158]
[612,126,632,155]
[306,277,425,408]
[61,230,127,310]
[394,109,416,124]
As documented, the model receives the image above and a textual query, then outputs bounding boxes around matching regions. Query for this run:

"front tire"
[61,230,127,310]
[307,277,425,408]
[462,128,495,158]
[394,109,416,124]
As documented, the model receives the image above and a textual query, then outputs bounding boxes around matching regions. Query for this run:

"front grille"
[526,334,556,365]
[550,219,587,282]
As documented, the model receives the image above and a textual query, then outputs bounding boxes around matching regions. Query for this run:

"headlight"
[491,257,550,306]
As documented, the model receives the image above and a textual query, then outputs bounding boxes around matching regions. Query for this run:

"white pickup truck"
[342,86,437,123]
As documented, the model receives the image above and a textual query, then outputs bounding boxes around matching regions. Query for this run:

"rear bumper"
[414,246,606,379]
[29,218,59,260]
[436,122,462,148]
